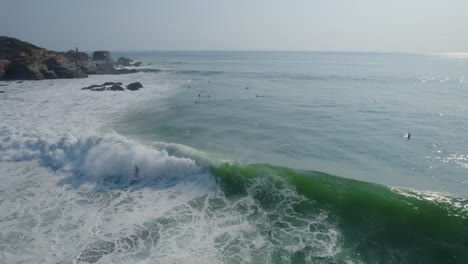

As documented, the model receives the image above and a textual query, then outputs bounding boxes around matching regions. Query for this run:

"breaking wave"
[1,125,467,263]
[0,126,200,186]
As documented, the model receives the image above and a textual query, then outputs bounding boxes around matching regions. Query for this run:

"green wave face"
[210,163,468,263]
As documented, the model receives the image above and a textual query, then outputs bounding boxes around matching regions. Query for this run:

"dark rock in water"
[91,53,138,75]
[0,91,5,93]
[81,84,102,90]
[117,57,132,66]
[103,82,122,86]
[109,84,124,91]
[93,86,107,91]
[117,57,143,67]
[113,68,138,74]
[118,69,137,74]
[138,68,160,73]
[94,63,138,75]
[82,82,126,91]
[126,82,143,91]
[92,51,112,62]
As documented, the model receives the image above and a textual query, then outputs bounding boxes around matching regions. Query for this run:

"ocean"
[0,51,467,263]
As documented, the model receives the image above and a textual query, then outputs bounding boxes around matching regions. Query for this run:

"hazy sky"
[1,0,467,52]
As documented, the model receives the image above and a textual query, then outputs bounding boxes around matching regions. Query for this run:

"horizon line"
[69,49,468,55]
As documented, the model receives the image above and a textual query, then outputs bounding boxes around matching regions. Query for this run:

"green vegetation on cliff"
[0,36,43,60]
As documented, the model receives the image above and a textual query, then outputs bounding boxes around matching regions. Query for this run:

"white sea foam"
[0,72,340,263]
[0,129,339,263]
[0,72,200,182]
[0,74,219,263]
[418,75,436,82]
[0,128,201,184]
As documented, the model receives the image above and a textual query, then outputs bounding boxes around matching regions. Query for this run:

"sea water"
[0,52,467,263]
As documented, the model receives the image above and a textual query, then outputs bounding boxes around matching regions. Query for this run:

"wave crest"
[0,126,200,185]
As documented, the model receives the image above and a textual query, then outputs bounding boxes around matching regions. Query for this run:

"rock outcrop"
[82,81,143,91]
[0,59,10,79]
[94,63,138,75]
[4,54,88,80]
[62,50,90,63]
[60,50,98,74]
[0,36,88,80]
[81,82,124,91]
[0,36,144,80]
[91,53,140,75]
[117,57,132,66]
[43,56,88,78]
[92,51,112,63]
[116,56,143,67]
[126,82,143,91]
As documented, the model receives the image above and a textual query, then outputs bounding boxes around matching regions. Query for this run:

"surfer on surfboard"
[404,132,411,140]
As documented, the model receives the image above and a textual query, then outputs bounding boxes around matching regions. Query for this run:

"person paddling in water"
[134,165,140,180]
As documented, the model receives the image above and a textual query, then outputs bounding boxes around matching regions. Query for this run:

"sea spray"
[0,128,201,185]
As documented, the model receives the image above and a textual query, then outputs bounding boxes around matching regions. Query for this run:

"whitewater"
[1,52,467,263]
[0,73,217,263]
[0,72,338,264]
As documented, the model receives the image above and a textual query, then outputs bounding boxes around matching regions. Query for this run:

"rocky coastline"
[0,36,143,81]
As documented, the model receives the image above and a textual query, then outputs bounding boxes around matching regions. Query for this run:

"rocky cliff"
[0,36,137,80]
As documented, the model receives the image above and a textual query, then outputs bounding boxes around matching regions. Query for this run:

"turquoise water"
[115,51,468,196]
